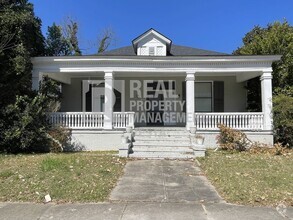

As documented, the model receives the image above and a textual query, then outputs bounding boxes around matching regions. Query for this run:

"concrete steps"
[130,127,197,159]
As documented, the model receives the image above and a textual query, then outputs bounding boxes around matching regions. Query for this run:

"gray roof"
[98,44,228,56]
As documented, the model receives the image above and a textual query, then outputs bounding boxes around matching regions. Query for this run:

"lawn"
[0,151,126,203]
[198,150,293,207]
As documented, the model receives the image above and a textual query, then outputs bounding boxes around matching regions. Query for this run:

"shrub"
[249,142,291,156]
[47,126,72,153]
[273,94,293,148]
[0,95,51,153]
[0,77,71,153]
[217,124,252,151]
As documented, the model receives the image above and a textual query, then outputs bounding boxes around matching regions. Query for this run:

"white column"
[186,71,195,130]
[260,71,273,131]
[32,70,42,91]
[104,71,114,130]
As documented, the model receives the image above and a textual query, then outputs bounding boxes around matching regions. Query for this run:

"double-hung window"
[195,82,213,112]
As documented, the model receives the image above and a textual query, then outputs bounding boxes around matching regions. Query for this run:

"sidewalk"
[0,201,291,220]
[0,160,291,220]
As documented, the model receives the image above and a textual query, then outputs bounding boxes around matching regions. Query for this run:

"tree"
[62,17,82,55]
[0,76,68,153]
[273,94,293,147]
[45,18,82,56]
[0,0,45,108]
[234,21,293,95]
[97,28,115,53]
[45,23,71,56]
[234,21,293,146]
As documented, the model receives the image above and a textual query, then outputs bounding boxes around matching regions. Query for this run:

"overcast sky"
[31,0,293,55]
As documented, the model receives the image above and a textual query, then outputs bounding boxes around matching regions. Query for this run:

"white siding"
[137,34,167,56]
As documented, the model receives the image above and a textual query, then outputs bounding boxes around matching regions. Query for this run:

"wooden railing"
[113,112,135,128]
[49,112,135,129]
[49,112,104,129]
[194,112,264,130]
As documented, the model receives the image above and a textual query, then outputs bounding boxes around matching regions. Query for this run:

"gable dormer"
[132,29,172,56]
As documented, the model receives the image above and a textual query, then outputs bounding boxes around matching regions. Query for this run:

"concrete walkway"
[0,160,292,220]
[110,160,222,203]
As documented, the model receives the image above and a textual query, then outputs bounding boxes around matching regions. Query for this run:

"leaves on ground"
[198,150,293,207]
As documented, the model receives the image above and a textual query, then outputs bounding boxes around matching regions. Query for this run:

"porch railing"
[113,112,135,128]
[194,112,264,130]
[49,112,135,129]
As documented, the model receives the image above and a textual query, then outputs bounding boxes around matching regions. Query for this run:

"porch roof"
[32,55,281,84]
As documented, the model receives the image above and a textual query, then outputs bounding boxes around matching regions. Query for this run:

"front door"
[146,91,164,126]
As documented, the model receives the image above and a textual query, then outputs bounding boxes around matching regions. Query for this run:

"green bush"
[0,95,51,153]
[273,94,293,148]
[216,124,252,151]
[0,77,71,153]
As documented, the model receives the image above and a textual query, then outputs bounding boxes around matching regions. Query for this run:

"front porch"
[31,55,280,150]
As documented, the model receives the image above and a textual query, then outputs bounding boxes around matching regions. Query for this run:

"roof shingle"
[98,44,228,56]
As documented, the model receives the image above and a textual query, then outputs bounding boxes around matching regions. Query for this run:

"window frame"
[194,81,214,112]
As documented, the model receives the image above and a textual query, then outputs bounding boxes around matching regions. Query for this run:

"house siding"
[60,75,247,114]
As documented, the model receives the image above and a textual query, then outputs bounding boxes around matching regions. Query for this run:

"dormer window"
[132,28,172,56]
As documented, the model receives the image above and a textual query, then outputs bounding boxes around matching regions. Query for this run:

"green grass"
[0,151,126,203]
[198,150,293,207]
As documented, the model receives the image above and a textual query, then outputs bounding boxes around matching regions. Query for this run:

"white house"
[32,29,281,158]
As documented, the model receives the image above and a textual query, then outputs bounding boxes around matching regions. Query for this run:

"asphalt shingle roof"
[98,44,228,56]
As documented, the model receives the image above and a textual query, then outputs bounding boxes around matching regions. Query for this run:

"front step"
[133,146,193,152]
[135,131,189,136]
[134,136,190,141]
[133,142,191,146]
[129,127,202,159]
[128,151,195,159]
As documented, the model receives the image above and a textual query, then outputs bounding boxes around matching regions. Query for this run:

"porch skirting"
[70,130,123,151]
[198,131,273,149]
[68,129,273,151]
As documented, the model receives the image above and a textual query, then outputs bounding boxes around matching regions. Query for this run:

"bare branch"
[0,33,15,53]
[97,27,116,53]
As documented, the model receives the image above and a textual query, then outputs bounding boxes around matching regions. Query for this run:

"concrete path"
[110,160,222,203]
[0,160,292,220]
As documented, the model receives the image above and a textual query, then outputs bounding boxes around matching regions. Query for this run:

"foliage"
[249,142,292,156]
[47,126,72,153]
[45,18,82,56]
[45,23,71,56]
[273,94,293,147]
[97,28,115,53]
[217,124,252,151]
[0,77,70,153]
[63,18,82,55]
[234,21,293,91]
[0,95,51,153]
[0,0,45,108]
[234,21,293,145]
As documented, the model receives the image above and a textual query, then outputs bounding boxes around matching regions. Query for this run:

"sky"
[30,0,293,55]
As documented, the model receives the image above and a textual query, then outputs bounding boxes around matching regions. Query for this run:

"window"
[149,47,155,56]
[195,82,213,112]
